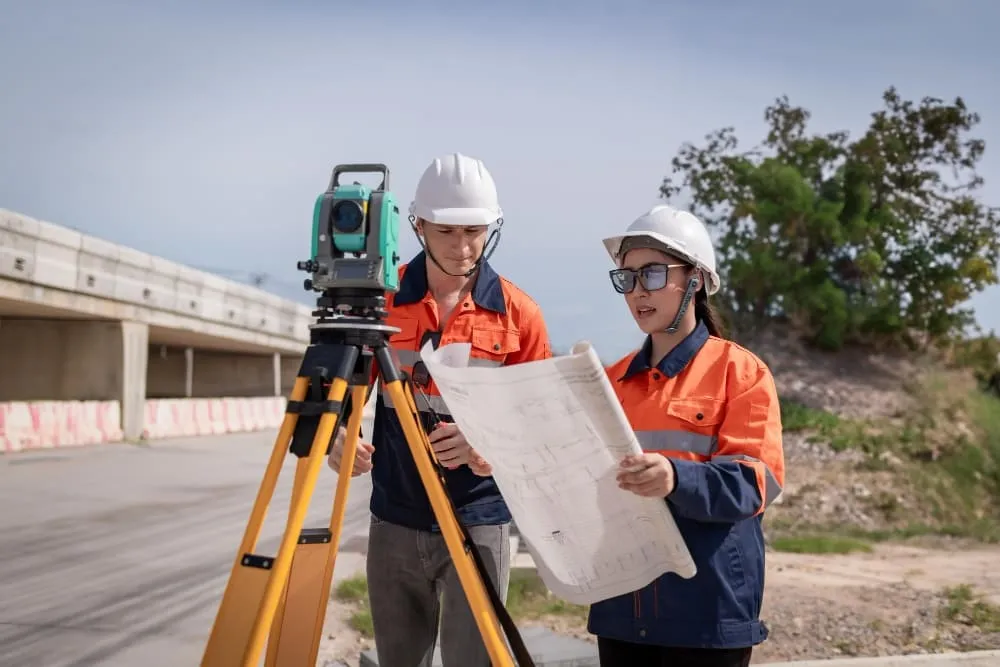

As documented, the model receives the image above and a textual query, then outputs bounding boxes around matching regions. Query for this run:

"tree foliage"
[660,87,1000,350]
[951,333,1000,382]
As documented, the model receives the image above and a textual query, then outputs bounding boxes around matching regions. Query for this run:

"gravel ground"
[751,543,1000,662]
[317,542,1000,665]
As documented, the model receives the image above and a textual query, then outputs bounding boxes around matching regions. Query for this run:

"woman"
[588,204,786,667]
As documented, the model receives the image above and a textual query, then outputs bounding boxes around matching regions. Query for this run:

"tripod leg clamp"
[286,399,343,417]
[286,370,344,417]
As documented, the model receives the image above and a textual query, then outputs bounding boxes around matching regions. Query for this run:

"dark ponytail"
[695,290,725,338]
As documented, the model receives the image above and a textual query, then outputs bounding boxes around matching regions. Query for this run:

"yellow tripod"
[199,317,523,667]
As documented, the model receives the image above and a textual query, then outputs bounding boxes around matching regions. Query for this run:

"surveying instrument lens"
[330,199,364,234]
[199,162,533,667]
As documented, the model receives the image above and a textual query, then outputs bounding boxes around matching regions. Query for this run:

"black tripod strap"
[406,380,536,666]
[432,463,536,667]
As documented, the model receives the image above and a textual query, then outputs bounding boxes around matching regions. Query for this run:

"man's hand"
[616,453,676,498]
[467,449,493,477]
[428,422,472,469]
[327,425,375,477]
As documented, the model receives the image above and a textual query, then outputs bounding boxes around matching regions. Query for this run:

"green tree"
[659,87,1000,350]
[950,332,1000,384]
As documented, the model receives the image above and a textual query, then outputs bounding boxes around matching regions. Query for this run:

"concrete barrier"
[142,396,285,439]
[0,400,123,452]
[1,392,379,452]
[0,396,285,451]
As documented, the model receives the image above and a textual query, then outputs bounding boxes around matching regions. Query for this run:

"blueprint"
[419,340,697,605]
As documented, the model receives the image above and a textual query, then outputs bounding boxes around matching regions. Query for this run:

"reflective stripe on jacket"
[367,251,552,531]
[587,320,785,649]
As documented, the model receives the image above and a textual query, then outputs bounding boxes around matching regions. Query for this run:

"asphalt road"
[0,425,374,667]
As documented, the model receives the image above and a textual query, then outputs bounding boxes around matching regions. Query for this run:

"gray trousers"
[366,514,511,667]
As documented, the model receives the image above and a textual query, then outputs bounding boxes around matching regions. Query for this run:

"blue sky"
[2,0,998,361]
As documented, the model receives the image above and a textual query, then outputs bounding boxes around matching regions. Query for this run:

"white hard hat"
[602,204,720,295]
[409,152,502,227]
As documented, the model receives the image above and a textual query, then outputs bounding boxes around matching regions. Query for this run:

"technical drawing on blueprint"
[420,340,697,605]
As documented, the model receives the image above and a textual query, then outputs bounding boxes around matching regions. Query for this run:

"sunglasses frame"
[609,262,688,294]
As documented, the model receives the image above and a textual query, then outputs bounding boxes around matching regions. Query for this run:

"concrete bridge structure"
[0,207,326,452]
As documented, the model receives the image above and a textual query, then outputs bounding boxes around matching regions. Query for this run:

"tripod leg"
[376,347,516,667]
[262,457,309,667]
[201,376,309,667]
[201,344,358,667]
[240,364,356,666]
[263,384,369,667]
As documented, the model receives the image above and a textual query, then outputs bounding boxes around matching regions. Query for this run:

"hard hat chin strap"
[664,277,699,334]
[409,214,504,279]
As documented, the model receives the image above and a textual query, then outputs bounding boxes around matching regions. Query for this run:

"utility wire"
[191,265,302,292]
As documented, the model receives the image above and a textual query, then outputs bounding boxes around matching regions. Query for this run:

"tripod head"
[297,163,402,328]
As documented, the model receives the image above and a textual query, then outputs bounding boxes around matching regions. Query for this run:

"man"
[327,152,552,666]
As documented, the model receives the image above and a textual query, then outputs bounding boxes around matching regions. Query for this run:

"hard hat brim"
[602,231,721,295]
[413,205,501,227]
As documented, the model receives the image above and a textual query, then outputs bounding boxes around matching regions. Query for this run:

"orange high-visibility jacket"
[365,252,551,530]
[587,320,785,649]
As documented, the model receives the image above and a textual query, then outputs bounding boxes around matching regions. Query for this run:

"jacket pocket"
[470,325,521,366]
[659,398,726,458]
[665,397,726,427]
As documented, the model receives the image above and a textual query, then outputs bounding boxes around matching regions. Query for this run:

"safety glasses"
[609,263,686,294]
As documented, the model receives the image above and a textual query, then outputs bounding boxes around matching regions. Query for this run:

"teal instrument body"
[302,163,401,294]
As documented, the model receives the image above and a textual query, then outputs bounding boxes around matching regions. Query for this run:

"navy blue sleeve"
[666,459,763,523]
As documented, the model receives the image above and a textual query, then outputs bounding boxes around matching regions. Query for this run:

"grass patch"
[333,574,374,637]
[940,584,1000,632]
[768,518,1000,546]
[334,574,368,602]
[780,399,841,434]
[778,376,1000,542]
[348,608,374,637]
[854,522,1000,543]
[506,568,588,620]
[901,380,1000,533]
[965,390,1000,491]
[778,399,892,454]
[771,534,873,555]
[328,569,583,638]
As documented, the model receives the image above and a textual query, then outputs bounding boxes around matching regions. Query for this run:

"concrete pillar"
[272,352,281,396]
[0,318,149,441]
[184,347,194,398]
[119,321,149,441]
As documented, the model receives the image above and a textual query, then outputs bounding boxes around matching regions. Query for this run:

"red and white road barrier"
[0,396,287,453]
[141,397,285,439]
[0,400,123,453]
